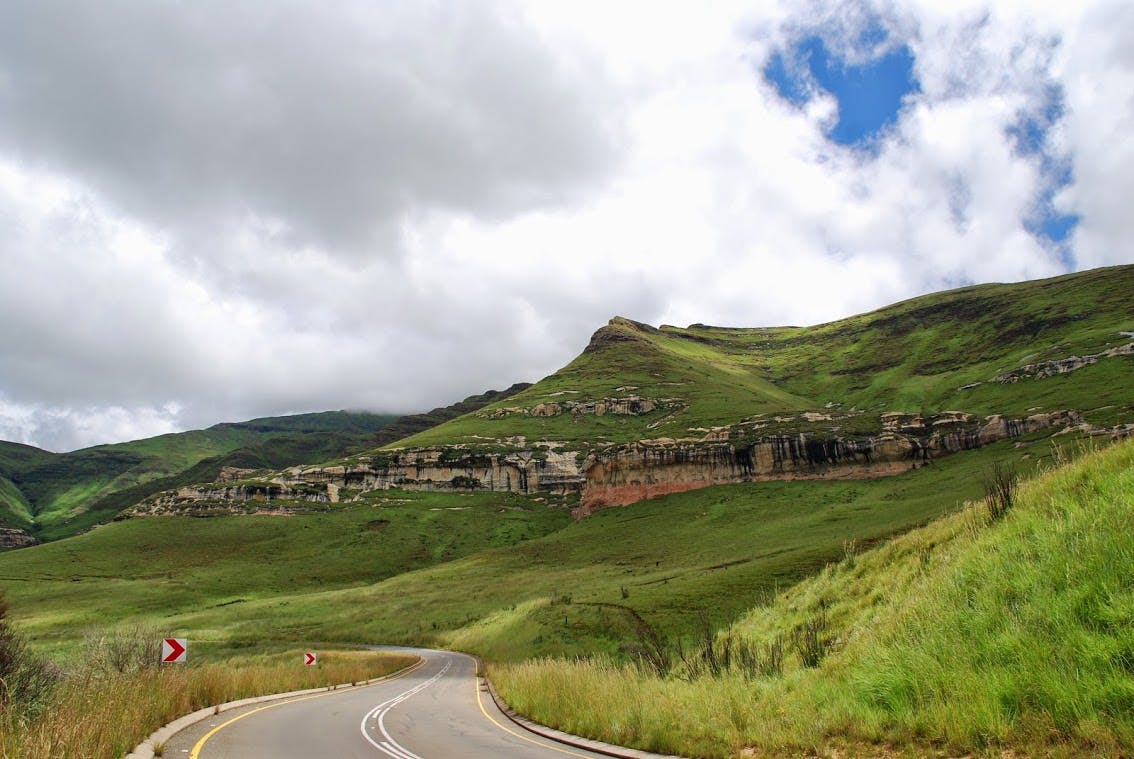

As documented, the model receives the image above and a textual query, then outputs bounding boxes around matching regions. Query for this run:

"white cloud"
[0,1,1130,450]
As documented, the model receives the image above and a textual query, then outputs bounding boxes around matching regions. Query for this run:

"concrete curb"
[477,660,684,759]
[123,661,422,759]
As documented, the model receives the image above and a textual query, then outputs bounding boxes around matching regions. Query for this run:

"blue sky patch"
[1008,83,1079,257]
[764,32,919,148]
[765,27,1078,263]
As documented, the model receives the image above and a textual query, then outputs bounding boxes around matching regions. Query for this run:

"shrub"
[983,461,1016,521]
[81,624,163,674]
[0,592,62,718]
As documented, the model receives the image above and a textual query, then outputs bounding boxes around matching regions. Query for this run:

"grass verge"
[0,649,416,759]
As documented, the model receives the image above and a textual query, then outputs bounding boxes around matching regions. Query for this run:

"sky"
[1,1,1131,452]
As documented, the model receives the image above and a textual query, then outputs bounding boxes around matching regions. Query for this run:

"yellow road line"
[461,652,595,758]
[189,657,426,759]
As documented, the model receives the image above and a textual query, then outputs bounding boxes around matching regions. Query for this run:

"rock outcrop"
[0,527,37,549]
[994,342,1133,383]
[481,396,682,419]
[131,409,1088,519]
[576,410,1083,515]
[292,447,585,495]
[130,481,335,515]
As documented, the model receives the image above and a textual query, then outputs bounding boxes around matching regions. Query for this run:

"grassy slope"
[494,437,1134,757]
[396,317,815,448]
[0,412,399,540]
[689,263,1134,420]
[0,444,53,528]
[0,475,35,528]
[396,265,1134,449]
[0,436,1065,665]
[0,489,572,659]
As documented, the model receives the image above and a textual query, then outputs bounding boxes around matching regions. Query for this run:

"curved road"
[164,647,620,758]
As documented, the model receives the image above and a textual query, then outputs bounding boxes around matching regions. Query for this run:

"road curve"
[163,647,623,758]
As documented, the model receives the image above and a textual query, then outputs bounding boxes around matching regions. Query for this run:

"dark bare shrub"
[984,462,1016,521]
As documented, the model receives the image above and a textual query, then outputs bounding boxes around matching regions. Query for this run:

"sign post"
[304,651,317,666]
[161,638,187,664]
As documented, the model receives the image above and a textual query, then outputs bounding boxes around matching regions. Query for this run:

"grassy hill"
[0,266,1130,756]
[492,436,1134,757]
[397,265,1134,449]
[0,435,1065,663]
[0,412,398,540]
[0,384,534,542]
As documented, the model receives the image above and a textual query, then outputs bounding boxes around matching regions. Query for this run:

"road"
[164,647,623,758]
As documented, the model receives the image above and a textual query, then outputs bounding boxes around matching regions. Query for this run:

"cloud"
[0,1,1131,451]
[0,1,622,259]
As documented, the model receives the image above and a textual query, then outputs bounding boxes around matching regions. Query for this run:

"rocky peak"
[583,317,661,354]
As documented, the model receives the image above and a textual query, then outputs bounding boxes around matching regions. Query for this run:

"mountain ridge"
[120,264,1133,521]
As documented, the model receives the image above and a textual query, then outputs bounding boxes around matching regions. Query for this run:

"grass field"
[0,434,1071,669]
[1,648,417,759]
[493,437,1134,757]
[0,490,572,660]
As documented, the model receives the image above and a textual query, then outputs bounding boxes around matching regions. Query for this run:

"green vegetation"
[0,436,1068,667]
[1,645,416,759]
[0,266,1130,756]
[0,490,572,660]
[0,411,402,540]
[398,265,1134,449]
[0,382,537,542]
[493,438,1134,757]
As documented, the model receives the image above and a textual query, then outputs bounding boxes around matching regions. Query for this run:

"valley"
[0,265,1132,757]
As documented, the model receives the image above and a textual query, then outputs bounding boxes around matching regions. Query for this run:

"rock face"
[0,527,37,549]
[131,481,336,515]
[131,409,1087,518]
[293,447,585,495]
[577,410,1083,515]
[481,396,682,419]
[994,342,1134,383]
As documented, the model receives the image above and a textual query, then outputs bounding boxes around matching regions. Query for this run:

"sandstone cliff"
[130,409,1090,518]
[575,409,1084,515]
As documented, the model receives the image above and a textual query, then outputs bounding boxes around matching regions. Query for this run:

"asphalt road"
[164,647,618,758]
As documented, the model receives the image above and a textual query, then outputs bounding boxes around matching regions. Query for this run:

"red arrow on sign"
[161,638,187,663]
[304,651,317,666]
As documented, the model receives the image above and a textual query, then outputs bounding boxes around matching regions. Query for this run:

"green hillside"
[0,412,399,541]
[0,382,537,543]
[397,265,1134,449]
[0,266,1130,757]
[0,435,1063,663]
[492,436,1134,757]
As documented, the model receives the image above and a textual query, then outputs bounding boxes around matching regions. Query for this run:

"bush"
[0,592,62,718]
[983,462,1016,521]
[81,624,163,674]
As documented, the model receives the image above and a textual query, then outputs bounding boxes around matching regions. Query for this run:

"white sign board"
[161,638,187,663]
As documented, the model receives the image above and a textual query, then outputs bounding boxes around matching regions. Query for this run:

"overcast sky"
[1,1,1131,452]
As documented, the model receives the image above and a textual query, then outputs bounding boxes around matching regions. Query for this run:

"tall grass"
[0,650,416,759]
[831,437,1134,752]
[494,438,1134,757]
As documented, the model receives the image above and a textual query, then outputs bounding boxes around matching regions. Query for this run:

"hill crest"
[124,265,1134,520]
